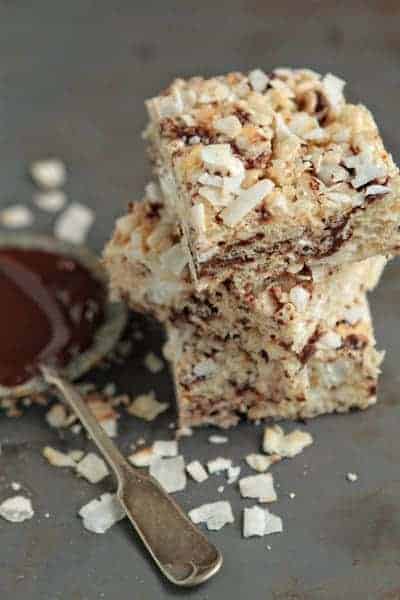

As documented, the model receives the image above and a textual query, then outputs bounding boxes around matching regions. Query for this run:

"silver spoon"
[41,365,223,587]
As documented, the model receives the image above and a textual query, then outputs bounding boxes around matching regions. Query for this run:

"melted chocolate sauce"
[0,247,106,387]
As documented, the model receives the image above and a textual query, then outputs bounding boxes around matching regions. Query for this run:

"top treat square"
[145,68,400,289]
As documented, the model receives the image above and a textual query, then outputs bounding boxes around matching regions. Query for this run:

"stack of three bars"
[104,68,400,429]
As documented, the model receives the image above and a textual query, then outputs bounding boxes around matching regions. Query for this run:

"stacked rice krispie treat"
[104,67,400,429]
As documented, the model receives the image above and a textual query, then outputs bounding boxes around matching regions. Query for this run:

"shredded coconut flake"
[227,465,241,484]
[144,352,164,374]
[54,203,94,244]
[207,457,232,474]
[190,203,206,234]
[42,446,76,468]
[289,286,310,311]
[0,205,34,228]
[189,501,234,531]
[76,453,109,484]
[30,158,66,189]
[347,472,358,483]
[321,73,345,111]
[208,435,228,445]
[263,425,313,458]
[128,447,154,467]
[78,493,125,534]
[214,115,242,137]
[364,184,390,196]
[0,496,34,523]
[149,456,186,493]
[239,473,277,503]
[153,440,178,457]
[317,331,342,350]
[243,505,283,538]
[34,190,67,212]
[221,179,274,227]
[127,391,169,421]
[245,454,279,473]
[186,460,208,483]
[248,69,270,93]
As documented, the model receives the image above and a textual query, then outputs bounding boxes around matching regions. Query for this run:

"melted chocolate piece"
[0,247,105,387]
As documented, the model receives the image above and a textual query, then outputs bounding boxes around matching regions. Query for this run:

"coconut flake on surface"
[221,179,274,227]
[127,391,169,421]
[0,496,34,523]
[54,202,94,244]
[11,482,22,492]
[76,453,109,484]
[248,69,270,93]
[263,425,313,459]
[243,506,283,538]
[149,456,186,493]
[42,446,76,468]
[186,460,208,483]
[346,472,358,483]
[0,205,34,228]
[78,493,125,534]
[343,152,387,189]
[128,447,155,467]
[289,286,310,312]
[144,351,164,374]
[239,473,277,503]
[190,203,206,234]
[214,115,242,137]
[153,440,178,458]
[208,435,228,445]
[321,73,345,111]
[364,184,390,197]
[226,465,241,484]
[100,417,118,438]
[207,457,232,474]
[317,331,342,350]
[30,158,66,189]
[45,404,68,428]
[245,454,279,473]
[34,190,67,212]
[200,144,244,177]
[189,501,234,531]
[69,450,85,463]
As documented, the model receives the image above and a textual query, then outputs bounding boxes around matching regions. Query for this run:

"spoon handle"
[41,365,223,587]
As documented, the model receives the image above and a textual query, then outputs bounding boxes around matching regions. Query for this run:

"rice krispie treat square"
[144,68,400,290]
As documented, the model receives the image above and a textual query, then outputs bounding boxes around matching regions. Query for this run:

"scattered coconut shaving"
[149,456,186,493]
[45,404,68,428]
[245,454,280,473]
[34,190,67,212]
[186,460,208,483]
[227,465,241,484]
[239,473,277,503]
[78,493,125,534]
[207,457,232,474]
[54,202,94,244]
[144,352,164,374]
[42,446,76,468]
[208,435,228,445]
[153,440,178,457]
[128,447,154,467]
[76,453,109,484]
[189,501,234,531]
[30,158,66,189]
[243,506,283,538]
[0,205,34,229]
[346,472,358,483]
[263,425,313,458]
[127,391,169,421]
[0,496,34,523]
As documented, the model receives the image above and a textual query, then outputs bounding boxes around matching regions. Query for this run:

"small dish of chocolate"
[0,234,127,397]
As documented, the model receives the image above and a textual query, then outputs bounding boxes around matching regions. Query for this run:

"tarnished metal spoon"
[41,365,223,587]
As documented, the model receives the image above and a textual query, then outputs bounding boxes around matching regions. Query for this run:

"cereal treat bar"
[104,187,386,357]
[144,68,400,290]
[163,297,383,428]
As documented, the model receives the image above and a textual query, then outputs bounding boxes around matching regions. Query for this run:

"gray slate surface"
[0,2,400,598]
